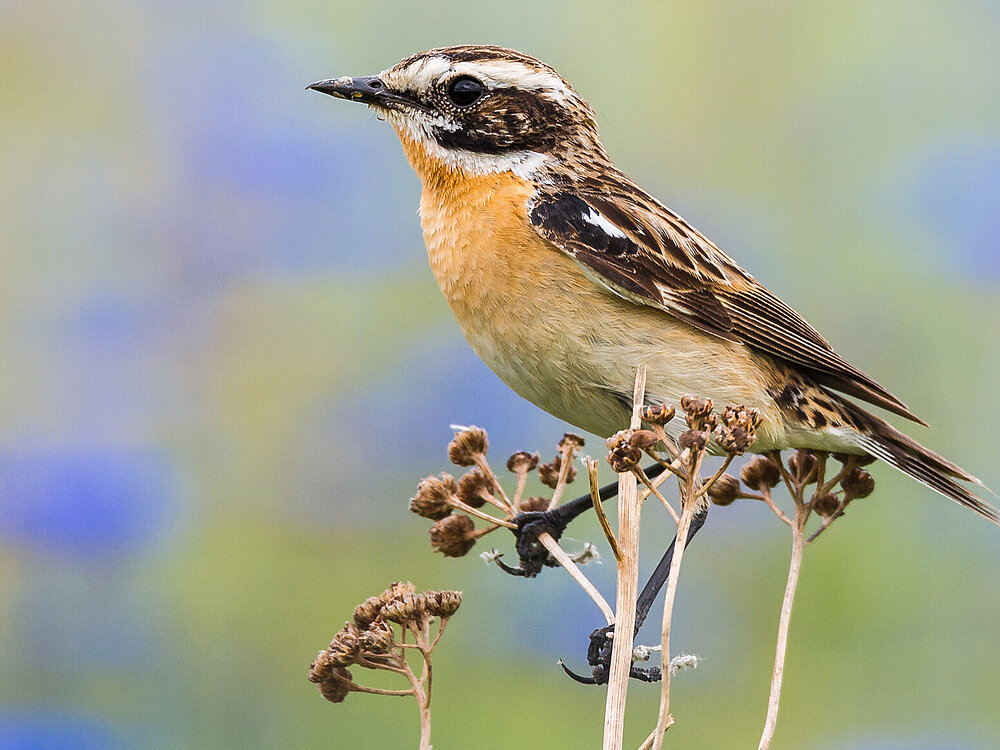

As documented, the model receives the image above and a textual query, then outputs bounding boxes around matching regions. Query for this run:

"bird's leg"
[565,507,709,684]
[502,463,667,577]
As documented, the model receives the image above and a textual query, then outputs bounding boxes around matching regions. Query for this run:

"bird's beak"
[307,75,428,113]
[307,76,386,104]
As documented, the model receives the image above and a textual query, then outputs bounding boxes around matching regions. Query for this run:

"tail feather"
[842,404,1000,526]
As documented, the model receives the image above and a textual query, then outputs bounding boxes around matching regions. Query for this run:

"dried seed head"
[381,592,428,624]
[641,403,676,426]
[429,514,477,557]
[833,452,876,467]
[840,467,875,499]
[327,622,361,667]
[680,395,715,430]
[812,491,841,517]
[740,455,781,489]
[424,589,462,618]
[715,405,762,455]
[457,469,493,508]
[708,473,741,506]
[518,495,550,512]
[506,450,540,474]
[353,596,384,628]
[358,619,395,654]
[448,426,489,466]
[558,433,586,452]
[629,429,660,450]
[538,455,576,488]
[379,581,416,605]
[787,450,819,483]
[678,429,708,453]
[606,430,642,473]
[409,474,456,520]
[309,660,353,704]
[309,649,337,684]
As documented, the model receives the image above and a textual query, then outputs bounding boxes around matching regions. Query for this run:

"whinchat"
[309,45,997,525]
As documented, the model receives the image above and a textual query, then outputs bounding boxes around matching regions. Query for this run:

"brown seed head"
[327,622,361,667]
[358,619,395,654]
[409,474,456,520]
[457,469,493,508]
[708,474,741,506]
[381,592,428,624]
[680,395,715,430]
[678,429,708,453]
[605,430,642,473]
[506,450,540,474]
[787,450,819,484]
[424,589,462,618]
[353,596,384,628]
[740,455,781,489]
[833,452,876,467]
[379,581,416,605]
[641,403,676,426]
[518,495,550,512]
[429,514,477,557]
[309,659,353,704]
[448,426,489,466]
[812,491,841,517]
[539,455,576,488]
[841,467,876,499]
[715,405,762,455]
[558,433,586,452]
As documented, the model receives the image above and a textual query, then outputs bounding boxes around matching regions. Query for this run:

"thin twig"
[758,513,806,750]
[588,458,624,562]
[694,454,736,499]
[649,451,700,750]
[538,531,615,625]
[603,365,647,750]
[634,465,680,524]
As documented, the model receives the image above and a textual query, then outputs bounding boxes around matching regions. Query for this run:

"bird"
[308,45,998,525]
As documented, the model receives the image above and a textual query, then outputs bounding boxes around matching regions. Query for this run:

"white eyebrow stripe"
[583,209,628,239]
[450,60,568,94]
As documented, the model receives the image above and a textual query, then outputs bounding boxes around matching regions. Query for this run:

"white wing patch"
[582,208,628,239]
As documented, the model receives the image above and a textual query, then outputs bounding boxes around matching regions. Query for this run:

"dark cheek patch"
[432,88,568,154]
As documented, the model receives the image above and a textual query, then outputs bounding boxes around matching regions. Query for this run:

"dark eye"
[448,76,484,107]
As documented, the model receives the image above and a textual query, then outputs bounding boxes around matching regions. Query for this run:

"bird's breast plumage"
[397,131,793,443]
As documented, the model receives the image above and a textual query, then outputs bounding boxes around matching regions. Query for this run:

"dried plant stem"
[396,647,432,750]
[649,466,698,750]
[588,458,624,563]
[603,365,647,750]
[759,518,805,750]
[538,531,616,625]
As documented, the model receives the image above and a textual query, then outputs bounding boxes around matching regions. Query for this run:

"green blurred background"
[2,0,999,747]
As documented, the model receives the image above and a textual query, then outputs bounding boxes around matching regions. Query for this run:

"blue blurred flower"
[0,448,175,558]
[0,710,115,750]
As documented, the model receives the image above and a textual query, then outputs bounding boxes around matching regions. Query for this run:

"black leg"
[565,507,710,684]
[500,462,668,577]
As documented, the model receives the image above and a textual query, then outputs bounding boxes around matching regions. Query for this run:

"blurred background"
[2,0,999,747]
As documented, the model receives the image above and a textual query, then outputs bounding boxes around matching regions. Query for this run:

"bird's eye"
[448,76,484,107]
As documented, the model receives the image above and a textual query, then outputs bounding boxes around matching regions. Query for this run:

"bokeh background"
[2,0,999,747]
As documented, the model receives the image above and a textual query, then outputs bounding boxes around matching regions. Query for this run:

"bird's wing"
[528,184,926,424]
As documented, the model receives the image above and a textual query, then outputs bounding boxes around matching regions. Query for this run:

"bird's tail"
[840,400,1000,526]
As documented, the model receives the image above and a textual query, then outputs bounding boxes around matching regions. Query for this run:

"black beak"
[307,75,387,104]
[307,75,429,114]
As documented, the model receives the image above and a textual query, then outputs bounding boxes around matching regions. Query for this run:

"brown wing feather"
[528,179,927,425]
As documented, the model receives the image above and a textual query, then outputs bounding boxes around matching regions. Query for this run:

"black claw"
[493,555,535,577]
[507,463,668,578]
[558,660,601,684]
[560,506,710,688]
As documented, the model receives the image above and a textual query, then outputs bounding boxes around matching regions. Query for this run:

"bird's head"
[309,45,607,181]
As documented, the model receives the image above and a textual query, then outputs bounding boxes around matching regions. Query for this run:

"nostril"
[368,79,382,89]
